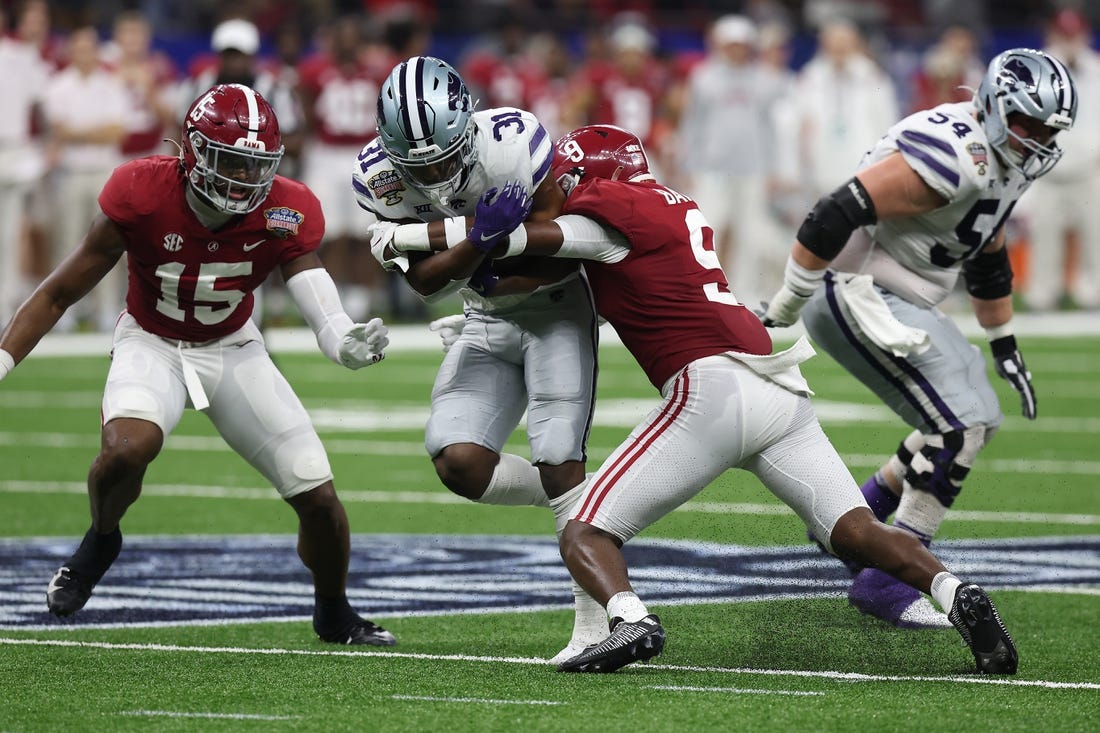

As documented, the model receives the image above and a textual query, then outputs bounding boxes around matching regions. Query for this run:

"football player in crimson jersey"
[0,84,396,646]
[376,125,1019,676]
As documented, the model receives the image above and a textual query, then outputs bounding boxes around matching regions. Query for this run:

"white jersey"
[353,106,555,312]
[832,102,1031,307]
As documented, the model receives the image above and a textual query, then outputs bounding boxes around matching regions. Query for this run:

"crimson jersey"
[298,53,386,146]
[564,178,771,388]
[98,156,322,341]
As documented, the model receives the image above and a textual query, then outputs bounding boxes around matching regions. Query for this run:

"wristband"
[784,256,826,297]
[984,321,1014,341]
[443,217,468,248]
[501,225,528,257]
[392,222,430,252]
[0,348,14,381]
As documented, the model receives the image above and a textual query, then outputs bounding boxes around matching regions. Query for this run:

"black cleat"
[317,618,396,646]
[46,566,95,617]
[948,584,1018,675]
[557,614,665,673]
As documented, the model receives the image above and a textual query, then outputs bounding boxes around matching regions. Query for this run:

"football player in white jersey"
[352,56,604,662]
[762,49,1077,628]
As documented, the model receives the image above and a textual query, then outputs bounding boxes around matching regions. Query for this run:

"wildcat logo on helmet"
[1001,57,1036,88]
[368,170,405,204]
[263,206,303,238]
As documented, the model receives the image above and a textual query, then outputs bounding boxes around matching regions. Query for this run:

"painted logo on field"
[0,535,1097,630]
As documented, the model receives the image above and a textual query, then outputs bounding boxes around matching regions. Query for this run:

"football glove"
[467,260,500,296]
[428,314,465,353]
[468,181,532,253]
[759,283,813,328]
[337,318,389,369]
[990,335,1036,419]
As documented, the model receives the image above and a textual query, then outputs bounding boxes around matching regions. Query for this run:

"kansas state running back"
[352,56,603,663]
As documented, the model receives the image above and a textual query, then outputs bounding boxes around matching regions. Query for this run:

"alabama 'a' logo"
[163,232,183,252]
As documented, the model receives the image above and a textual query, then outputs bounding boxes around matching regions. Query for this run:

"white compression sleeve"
[551,215,630,263]
[0,348,13,381]
[285,268,355,365]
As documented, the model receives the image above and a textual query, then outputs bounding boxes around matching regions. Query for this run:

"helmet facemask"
[187,131,283,214]
[389,120,478,206]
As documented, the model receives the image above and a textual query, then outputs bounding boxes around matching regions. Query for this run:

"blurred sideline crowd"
[2,0,1099,332]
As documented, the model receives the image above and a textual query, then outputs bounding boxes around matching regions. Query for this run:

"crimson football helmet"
[551,124,653,192]
[180,83,284,214]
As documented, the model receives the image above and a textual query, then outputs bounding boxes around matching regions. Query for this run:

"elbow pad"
[797,177,877,260]
[963,247,1013,300]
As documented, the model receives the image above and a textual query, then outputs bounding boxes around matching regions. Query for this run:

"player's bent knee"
[432,443,497,500]
[274,438,334,500]
[905,426,986,506]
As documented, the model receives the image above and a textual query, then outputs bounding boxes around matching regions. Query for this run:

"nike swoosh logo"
[47,568,68,594]
[475,230,506,241]
[243,239,267,252]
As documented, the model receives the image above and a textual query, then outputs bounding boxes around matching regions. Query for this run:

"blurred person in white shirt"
[676,15,792,306]
[42,26,128,331]
[789,19,899,197]
[1019,9,1100,311]
[0,5,50,326]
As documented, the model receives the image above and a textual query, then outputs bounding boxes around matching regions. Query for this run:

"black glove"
[990,335,1036,420]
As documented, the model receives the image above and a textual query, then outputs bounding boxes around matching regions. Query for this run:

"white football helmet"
[975,48,1077,180]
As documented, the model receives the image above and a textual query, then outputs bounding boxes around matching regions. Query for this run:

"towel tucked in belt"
[834,273,931,357]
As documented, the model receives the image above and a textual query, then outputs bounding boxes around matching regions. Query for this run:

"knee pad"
[904,426,986,507]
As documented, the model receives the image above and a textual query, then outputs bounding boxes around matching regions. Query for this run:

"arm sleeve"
[285,267,354,365]
[551,215,630,263]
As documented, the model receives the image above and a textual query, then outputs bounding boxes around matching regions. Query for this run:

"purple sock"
[861,473,900,522]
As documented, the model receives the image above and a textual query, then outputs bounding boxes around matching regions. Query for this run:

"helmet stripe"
[1054,57,1075,117]
[240,85,260,144]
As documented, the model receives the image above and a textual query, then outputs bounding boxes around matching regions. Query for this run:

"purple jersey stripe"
[896,138,960,188]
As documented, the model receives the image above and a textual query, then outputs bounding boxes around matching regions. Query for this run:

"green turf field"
[1,327,1097,732]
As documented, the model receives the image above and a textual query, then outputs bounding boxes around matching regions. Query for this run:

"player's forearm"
[970,294,1014,331]
[0,288,72,365]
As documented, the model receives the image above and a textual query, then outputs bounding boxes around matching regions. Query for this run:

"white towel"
[835,273,931,357]
[729,335,817,397]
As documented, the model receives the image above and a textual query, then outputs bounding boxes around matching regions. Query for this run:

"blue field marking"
[1,534,1097,630]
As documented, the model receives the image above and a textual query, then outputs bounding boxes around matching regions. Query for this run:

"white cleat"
[897,596,953,629]
[549,638,604,665]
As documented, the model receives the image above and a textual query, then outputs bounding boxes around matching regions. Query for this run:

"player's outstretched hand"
[468,181,532,253]
[428,314,465,353]
[990,335,1036,419]
[338,318,389,369]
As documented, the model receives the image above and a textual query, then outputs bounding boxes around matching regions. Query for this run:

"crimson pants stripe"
[575,369,691,523]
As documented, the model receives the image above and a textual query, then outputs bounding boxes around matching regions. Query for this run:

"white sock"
[477,453,549,507]
[606,591,649,623]
[930,572,963,613]
[550,478,605,644]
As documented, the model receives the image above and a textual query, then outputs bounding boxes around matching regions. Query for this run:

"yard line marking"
[645,685,824,696]
[391,695,564,706]
[119,710,299,721]
[2,480,1098,525]
[3,637,1099,690]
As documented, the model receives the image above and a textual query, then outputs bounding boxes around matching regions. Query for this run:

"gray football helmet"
[376,56,477,204]
[975,48,1077,180]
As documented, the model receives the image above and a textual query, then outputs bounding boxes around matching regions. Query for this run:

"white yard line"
[2,637,1098,691]
[119,710,299,721]
[645,684,824,696]
[1,479,1097,525]
[391,695,564,706]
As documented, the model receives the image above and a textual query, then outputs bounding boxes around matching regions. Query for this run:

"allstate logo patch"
[368,170,404,205]
[263,206,304,238]
[1,535,1096,630]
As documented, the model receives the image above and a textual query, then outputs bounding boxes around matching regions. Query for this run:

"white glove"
[337,318,389,369]
[428,314,465,353]
[369,221,399,259]
[759,283,813,328]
